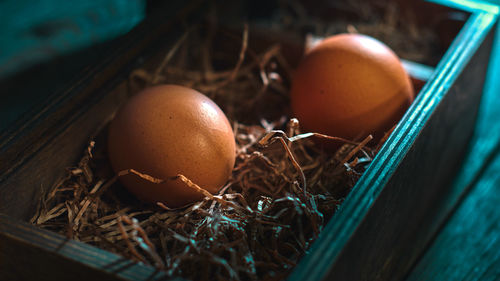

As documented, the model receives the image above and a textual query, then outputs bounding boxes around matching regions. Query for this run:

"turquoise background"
[0,0,145,131]
[0,0,145,76]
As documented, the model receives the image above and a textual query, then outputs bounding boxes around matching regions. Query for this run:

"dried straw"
[32,1,438,280]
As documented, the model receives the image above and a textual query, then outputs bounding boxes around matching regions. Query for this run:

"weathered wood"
[0,213,176,281]
[329,18,495,281]
[0,82,128,220]
[406,21,500,281]
[406,147,500,281]
[0,0,145,77]
[289,7,498,281]
[0,1,497,281]
[0,0,204,221]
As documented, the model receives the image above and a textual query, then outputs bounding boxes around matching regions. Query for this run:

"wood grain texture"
[0,1,497,281]
[324,22,495,281]
[0,0,203,221]
[0,0,200,173]
[0,0,145,77]
[406,148,500,281]
[0,2,204,280]
[0,213,179,281]
[405,19,500,281]
[0,82,128,220]
[289,9,497,281]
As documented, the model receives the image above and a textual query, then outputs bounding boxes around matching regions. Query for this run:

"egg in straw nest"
[31,7,427,280]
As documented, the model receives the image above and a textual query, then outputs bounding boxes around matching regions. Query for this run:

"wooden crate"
[0,0,498,280]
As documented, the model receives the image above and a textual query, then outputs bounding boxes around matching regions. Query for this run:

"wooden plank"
[289,9,497,281]
[406,148,500,281]
[0,0,201,179]
[406,17,500,281]
[0,82,128,220]
[0,0,203,221]
[0,0,145,77]
[0,213,175,281]
[0,1,496,280]
[323,16,495,281]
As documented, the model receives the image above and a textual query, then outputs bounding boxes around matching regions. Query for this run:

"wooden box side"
[0,1,496,281]
[289,6,498,281]
[0,0,203,221]
[0,213,170,281]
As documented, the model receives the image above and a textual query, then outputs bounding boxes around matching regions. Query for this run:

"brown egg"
[290,33,414,142]
[107,85,236,207]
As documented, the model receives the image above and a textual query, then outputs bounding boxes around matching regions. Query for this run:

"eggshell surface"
[108,85,236,207]
[290,33,414,141]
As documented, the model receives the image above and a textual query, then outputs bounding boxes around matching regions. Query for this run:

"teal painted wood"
[428,0,499,13]
[288,1,498,280]
[0,1,497,280]
[406,150,500,281]
[406,2,500,279]
[401,60,435,82]
[0,0,200,221]
[446,2,500,209]
[0,0,145,77]
[0,1,203,280]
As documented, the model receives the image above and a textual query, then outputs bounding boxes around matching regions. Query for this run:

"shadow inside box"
[0,36,126,132]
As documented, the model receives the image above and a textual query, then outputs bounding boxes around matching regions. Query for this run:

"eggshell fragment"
[107,84,236,207]
[290,33,414,142]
